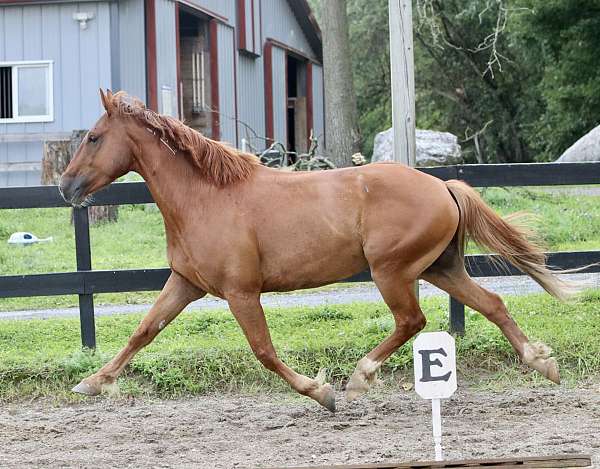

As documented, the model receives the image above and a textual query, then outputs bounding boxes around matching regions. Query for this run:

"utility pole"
[388,0,416,166]
[389,0,418,299]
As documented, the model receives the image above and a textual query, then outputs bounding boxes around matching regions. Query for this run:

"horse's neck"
[132,138,207,219]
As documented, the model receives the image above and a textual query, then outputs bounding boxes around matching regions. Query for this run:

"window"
[191,50,206,113]
[0,61,53,123]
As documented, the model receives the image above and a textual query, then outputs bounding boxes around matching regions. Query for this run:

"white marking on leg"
[522,341,560,384]
[522,341,551,363]
[158,320,166,330]
[346,358,381,401]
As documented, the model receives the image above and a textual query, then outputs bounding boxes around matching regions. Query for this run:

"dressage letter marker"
[413,332,457,461]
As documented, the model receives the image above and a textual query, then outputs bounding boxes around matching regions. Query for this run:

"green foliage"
[347,1,392,158]
[308,0,600,161]
[520,0,600,160]
[1,291,599,401]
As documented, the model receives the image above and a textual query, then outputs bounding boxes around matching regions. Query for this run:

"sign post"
[413,331,457,461]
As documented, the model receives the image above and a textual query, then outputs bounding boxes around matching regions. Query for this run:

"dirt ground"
[1,386,599,468]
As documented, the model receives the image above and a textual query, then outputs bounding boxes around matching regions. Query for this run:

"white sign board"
[413,331,457,461]
[413,331,457,399]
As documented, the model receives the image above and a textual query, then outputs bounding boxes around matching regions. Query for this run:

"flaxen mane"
[110,91,258,186]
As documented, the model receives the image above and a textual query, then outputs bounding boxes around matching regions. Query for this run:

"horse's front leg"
[227,293,336,412]
[72,272,205,395]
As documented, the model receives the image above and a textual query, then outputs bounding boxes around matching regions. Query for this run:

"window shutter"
[237,0,260,56]
[0,67,13,119]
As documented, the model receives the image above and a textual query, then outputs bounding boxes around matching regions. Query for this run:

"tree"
[412,0,546,163]
[311,0,600,162]
[320,0,361,167]
[521,0,600,160]
[347,1,392,158]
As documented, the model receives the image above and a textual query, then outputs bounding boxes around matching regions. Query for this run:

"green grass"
[1,291,599,402]
[476,187,600,251]
[0,187,598,312]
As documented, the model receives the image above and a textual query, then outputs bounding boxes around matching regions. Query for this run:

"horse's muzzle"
[59,174,89,206]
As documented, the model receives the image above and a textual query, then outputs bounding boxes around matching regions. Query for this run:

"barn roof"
[286,0,322,61]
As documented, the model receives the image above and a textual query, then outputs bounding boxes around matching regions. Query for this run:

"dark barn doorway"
[178,8,213,137]
[286,54,308,154]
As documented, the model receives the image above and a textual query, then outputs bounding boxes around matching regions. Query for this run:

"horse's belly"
[260,239,368,292]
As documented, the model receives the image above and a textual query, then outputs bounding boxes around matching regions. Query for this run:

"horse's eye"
[88,134,99,144]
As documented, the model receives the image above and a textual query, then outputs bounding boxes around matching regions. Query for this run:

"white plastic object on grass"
[7,232,53,245]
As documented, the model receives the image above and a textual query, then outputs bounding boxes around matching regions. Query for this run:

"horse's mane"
[109,91,258,187]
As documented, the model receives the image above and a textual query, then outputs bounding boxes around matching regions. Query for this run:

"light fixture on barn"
[72,12,95,30]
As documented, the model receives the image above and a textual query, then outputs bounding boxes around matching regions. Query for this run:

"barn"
[0,0,325,186]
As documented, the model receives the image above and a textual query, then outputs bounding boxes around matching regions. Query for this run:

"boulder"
[556,125,600,162]
[372,128,462,166]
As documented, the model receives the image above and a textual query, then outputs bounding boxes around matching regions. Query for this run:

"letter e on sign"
[413,332,457,399]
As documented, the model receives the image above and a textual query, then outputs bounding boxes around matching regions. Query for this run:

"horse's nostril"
[59,175,83,202]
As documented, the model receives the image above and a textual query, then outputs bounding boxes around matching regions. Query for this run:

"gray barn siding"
[217,24,237,146]
[241,0,251,51]
[0,142,41,186]
[237,54,265,149]
[311,63,325,148]
[0,0,324,186]
[155,0,178,116]
[271,46,286,146]
[184,0,235,25]
[0,142,43,186]
[0,3,112,133]
[261,0,316,60]
[0,2,112,186]
[118,0,146,102]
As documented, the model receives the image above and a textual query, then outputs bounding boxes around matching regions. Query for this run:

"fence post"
[73,207,96,349]
[449,296,465,335]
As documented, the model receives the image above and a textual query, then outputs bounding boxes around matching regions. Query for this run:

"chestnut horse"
[60,90,570,411]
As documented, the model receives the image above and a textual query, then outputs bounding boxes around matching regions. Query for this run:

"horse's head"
[60,89,135,206]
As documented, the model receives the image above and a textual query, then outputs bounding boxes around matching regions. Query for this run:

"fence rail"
[1,162,599,348]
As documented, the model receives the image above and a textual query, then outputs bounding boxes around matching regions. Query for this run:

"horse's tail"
[445,179,580,301]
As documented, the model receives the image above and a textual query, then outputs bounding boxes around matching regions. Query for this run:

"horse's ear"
[99,88,112,117]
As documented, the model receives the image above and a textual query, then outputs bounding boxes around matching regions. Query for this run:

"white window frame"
[0,60,54,124]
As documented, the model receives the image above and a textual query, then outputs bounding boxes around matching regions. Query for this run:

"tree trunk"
[41,140,72,185]
[42,130,119,224]
[321,0,361,167]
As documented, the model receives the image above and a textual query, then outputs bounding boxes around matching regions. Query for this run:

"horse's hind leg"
[421,265,560,384]
[227,294,336,412]
[346,277,426,401]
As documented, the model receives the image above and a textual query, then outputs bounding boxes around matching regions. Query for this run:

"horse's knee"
[129,324,154,347]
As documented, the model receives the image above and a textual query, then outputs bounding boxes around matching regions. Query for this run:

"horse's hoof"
[345,386,365,403]
[317,383,336,413]
[345,373,370,402]
[72,380,101,396]
[523,342,560,385]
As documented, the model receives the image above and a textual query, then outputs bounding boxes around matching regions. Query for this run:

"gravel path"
[1,386,599,468]
[1,273,598,321]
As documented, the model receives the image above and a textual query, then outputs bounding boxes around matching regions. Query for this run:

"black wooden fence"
[1,162,599,348]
